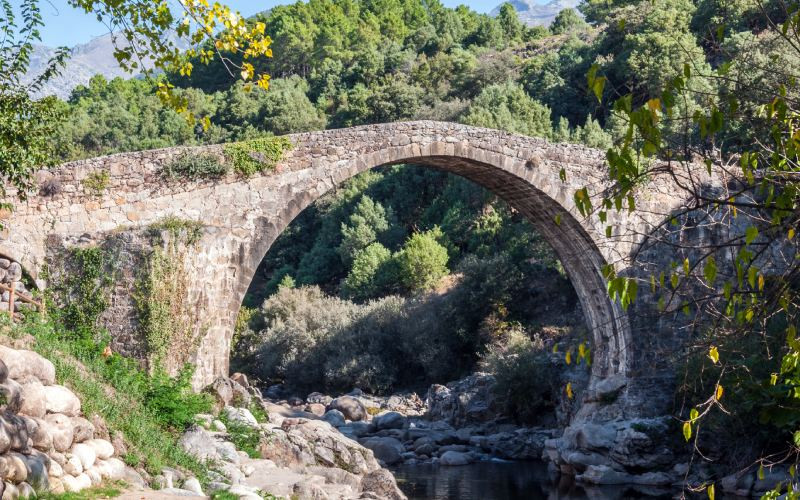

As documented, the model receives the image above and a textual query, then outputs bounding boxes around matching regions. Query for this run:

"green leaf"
[746,226,758,245]
[703,257,717,285]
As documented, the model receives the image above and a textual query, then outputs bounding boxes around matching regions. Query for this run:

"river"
[392,461,673,500]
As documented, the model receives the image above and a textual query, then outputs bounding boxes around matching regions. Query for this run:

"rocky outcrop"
[0,345,127,496]
[182,375,407,500]
[426,373,499,427]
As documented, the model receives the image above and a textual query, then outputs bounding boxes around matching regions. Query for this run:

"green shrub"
[163,152,227,180]
[144,366,213,430]
[343,243,392,300]
[82,170,110,196]
[394,228,449,292]
[148,216,204,245]
[223,136,292,176]
[219,412,263,458]
[479,328,558,425]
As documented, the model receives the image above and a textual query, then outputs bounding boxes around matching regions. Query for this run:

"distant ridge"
[490,0,582,26]
[23,32,188,100]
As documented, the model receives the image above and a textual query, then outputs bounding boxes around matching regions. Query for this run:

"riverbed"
[392,461,673,500]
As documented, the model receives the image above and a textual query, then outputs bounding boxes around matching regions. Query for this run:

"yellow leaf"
[715,384,723,400]
[552,344,559,353]
[790,228,796,240]
[707,483,715,500]
[770,373,778,385]
[708,346,719,364]
[565,351,572,365]
[758,274,765,291]
[566,382,574,399]
[682,421,692,441]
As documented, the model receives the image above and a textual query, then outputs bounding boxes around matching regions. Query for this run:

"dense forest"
[40,0,800,432]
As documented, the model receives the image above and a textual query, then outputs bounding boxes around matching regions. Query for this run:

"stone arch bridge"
[1,121,718,421]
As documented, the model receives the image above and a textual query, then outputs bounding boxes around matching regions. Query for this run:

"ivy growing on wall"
[46,246,114,344]
[223,137,292,177]
[136,218,206,371]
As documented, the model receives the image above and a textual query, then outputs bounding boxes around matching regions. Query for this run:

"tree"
[343,243,393,300]
[395,229,449,292]
[496,3,526,42]
[550,8,586,35]
[582,0,800,489]
[462,81,554,138]
[1,0,273,205]
[338,196,391,265]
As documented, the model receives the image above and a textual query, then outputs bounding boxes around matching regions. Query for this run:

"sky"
[30,0,505,47]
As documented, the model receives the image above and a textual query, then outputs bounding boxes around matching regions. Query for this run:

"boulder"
[360,437,404,465]
[70,443,97,470]
[306,403,326,417]
[307,392,333,406]
[0,348,55,386]
[86,439,114,460]
[1,414,29,452]
[5,453,26,482]
[328,396,367,422]
[321,410,345,428]
[360,469,407,500]
[425,373,498,427]
[43,386,81,417]
[205,377,234,408]
[230,373,249,389]
[89,414,110,441]
[26,418,51,451]
[439,451,472,466]
[63,454,83,475]
[44,414,74,452]
[16,452,48,492]
[17,381,45,419]
[70,417,94,443]
[222,406,258,428]
[182,477,204,495]
[62,473,92,493]
[374,411,405,430]
[0,380,23,415]
[17,482,34,499]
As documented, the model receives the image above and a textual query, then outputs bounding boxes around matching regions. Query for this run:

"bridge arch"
[231,132,631,381]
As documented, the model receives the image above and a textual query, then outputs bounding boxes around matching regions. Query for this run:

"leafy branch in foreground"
[580,0,800,494]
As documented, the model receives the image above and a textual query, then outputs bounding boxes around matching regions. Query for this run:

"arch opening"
[229,148,631,409]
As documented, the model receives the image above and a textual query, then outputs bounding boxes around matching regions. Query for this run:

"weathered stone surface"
[222,406,258,428]
[360,469,407,500]
[426,373,498,427]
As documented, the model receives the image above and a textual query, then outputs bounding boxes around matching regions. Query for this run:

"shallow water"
[392,461,673,500]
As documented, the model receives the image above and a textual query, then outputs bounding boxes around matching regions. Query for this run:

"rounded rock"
[70,443,96,470]
[327,396,367,422]
[44,414,74,452]
[43,386,81,417]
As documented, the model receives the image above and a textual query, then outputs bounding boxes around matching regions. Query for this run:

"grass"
[38,481,126,499]
[1,314,209,480]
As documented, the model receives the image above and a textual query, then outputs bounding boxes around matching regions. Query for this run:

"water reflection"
[392,461,674,500]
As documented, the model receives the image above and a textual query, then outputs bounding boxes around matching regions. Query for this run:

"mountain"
[24,32,188,100]
[491,0,582,26]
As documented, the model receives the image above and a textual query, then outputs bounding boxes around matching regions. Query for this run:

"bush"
[479,328,558,425]
[163,152,228,180]
[394,229,449,292]
[343,243,392,300]
[144,366,213,430]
